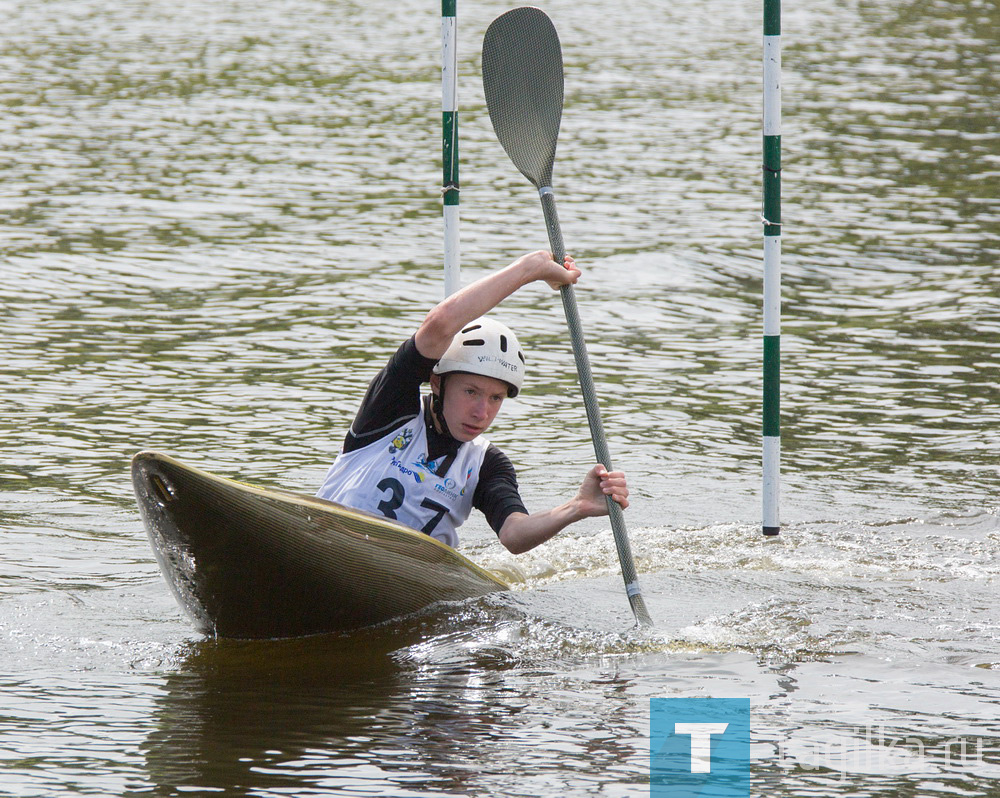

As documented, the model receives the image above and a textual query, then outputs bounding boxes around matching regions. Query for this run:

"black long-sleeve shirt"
[343,336,528,534]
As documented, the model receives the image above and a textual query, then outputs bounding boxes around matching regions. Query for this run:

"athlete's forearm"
[497,500,585,555]
[497,464,629,555]
[415,251,577,360]
[415,258,535,359]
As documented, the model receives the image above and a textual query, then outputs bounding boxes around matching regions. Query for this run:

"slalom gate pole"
[762,0,781,536]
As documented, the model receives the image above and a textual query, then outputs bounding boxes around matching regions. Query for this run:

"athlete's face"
[432,373,508,442]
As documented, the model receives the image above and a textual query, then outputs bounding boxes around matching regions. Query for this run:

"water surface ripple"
[1,0,998,796]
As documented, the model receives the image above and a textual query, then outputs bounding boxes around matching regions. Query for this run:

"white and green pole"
[762,0,781,536]
[442,0,460,296]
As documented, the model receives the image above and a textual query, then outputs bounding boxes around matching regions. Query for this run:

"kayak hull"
[132,451,508,639]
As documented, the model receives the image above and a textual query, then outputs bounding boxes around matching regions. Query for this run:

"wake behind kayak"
[132,451,509,639]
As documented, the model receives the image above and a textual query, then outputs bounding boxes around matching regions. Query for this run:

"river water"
[2,0,998,795]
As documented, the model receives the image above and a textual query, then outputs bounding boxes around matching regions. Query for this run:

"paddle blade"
[482,6,564,189]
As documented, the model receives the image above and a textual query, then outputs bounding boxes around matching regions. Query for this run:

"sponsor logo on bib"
[388,428,414,454]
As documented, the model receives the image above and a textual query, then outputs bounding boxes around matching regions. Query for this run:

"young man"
[317,250,629,554]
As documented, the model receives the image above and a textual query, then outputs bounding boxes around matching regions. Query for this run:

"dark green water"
[2,0,998,795]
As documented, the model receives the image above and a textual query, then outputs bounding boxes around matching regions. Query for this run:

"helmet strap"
[430,374,452,437]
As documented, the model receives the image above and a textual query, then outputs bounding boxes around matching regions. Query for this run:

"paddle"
[482,7,652,628]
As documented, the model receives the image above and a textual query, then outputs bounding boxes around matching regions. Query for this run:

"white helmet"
[432,317,525,397]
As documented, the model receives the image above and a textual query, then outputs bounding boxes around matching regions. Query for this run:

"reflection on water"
[142,633,428,795]
[1,0,999,795]
[139,602,662,796]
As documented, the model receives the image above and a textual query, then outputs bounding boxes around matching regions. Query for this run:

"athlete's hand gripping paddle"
[482,7,652,627]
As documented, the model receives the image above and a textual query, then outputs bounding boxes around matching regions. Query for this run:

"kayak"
[131,451,509,639]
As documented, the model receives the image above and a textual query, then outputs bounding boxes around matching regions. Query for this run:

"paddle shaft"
[538,187,653,627]
[441,0,460,297]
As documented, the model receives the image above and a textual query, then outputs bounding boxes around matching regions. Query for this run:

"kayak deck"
[132,451,508,639]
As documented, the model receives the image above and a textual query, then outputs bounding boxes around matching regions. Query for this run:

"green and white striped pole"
[442,0,460,296]
[762,0,781,536]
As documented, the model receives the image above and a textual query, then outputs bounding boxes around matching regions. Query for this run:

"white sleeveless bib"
[316,397,488,548]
